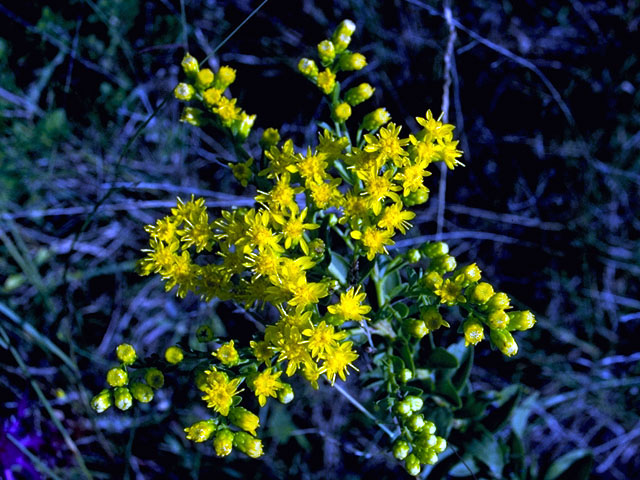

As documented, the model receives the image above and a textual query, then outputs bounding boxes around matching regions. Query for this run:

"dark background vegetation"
[1,0,639,478]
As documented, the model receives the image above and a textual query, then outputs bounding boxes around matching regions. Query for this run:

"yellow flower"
[394,157,432,197]
[324,341,359,384]
[255,173,303,214]
[215,340,240,366]
[363,123,409,166]
[261,139,297,179]
[435,138,464,170]
[214,96,241,127]
[302,321,348,359]
[291,147,328,184]
[361,169,402,215]
[435,279,466,305]
[201,368,243,416]
[244,248,281,280]
[229,157,254,187]
[317,129,349,158]
[301,360,325,389]
[415,110,454,143]
[287,276,329,311]
[327,286,372,322]
[339,190,368,228]
[271,208,319,255]
[250,340,274,364]
[351,226,395,260]
[308,177,343,209]
[242,209,283,253]
[377,202,416,235]
[144,217,178,244]
[250,368,285,406]
[278,256,316,287]
[317,68,336,95]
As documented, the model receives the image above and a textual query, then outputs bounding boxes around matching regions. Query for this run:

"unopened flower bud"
[486,292,512,311]
[394,400,412,417]
[180,107,202,126]
[469,282,494,304]
[423,421,437,435]
[233,431,263,458]
[488,309,509,330]
[393,440,411,460]
[421,307,449,331]
[114,386,132,411]
[463,317,485,346]
[317,39,336,65]
[362,108,390,131]
[332,102,352,122]
[91,389,112,413]
[195,68,214,90]
[407,249,421,264]
[339,52,367,71]
[130,382,154,403]
[421,271,443,290]
[432,254,457,273]
[213,429,234,457]
[214,66,236,90]
[490,329,518,356]
[260,128,281,149]
[406,395,424,412]
[215,340,240,366]
[398,368,413,383]
[421,241,449,258]
[229,407,260,435]
[174,82,195,101]
[316,69,336,95]
[407,319,428,339]
[298,58,318,79]
[145,368,164,389]
[184,419,217,442]
[106,367,128,387]
[434,436,447,453]
[345,83,374,106]
[461,263,482,284]
[165,346,184,364]
[408,413,426,432]
[405,453,421,476]
[181,53,199,77]
[278,383,294,404]
[116,343,137,365]
[507,310,536,331]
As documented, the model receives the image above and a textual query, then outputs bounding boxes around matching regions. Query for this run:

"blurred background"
[1,0,639,478]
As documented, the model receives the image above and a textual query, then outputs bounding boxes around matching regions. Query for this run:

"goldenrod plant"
[92,19,535,477]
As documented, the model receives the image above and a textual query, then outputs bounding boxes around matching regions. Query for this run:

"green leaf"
[429,406,454,437]
[466,426,504,478]
[392,302,410,319]
[543,449,593,480]
[435,378,462,408]
[511,392,539,439]
[456,393,490,419]
[482,385,521,433]
[381,270,401,303]
[451,343,473,391]
[328,251,349,285]
[426,347,459,369]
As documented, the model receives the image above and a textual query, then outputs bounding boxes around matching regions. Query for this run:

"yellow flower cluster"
[416,241,536,356]
[174,53,255,140]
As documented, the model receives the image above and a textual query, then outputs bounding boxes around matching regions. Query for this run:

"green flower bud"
[213,429,234,457]
[405,453,421,476]
[196,325,214,343]
[486,292,512,311]
[408,413,425,432]
[490,329,518,356]
[405,395,424,412]
[421,271,443,290]
[213,66,236,90]
[106,367,128,387]
[317,39,336,65]
[463,316,485,346]
[180,107,203,126]
[332,20,356,53]
[165,346,184,364]
[406,248,421,264]
[434,436,447,453]
[421,307,449,332]
[488,309,509,330]
[333,19,356,39]
[130,382,154,403]
[344,83,374,106]
[277,383,294,404]
[362,107,391,131]
[339,52,367,71]
[414,432,437,449]
[308,238,326,259]
[394,400,412,417]
[332,102,352,122]
[91,389,112,413]
[174,82,195,101]
[423,421,436,435]
[469,282,494,304]
[233,431,264,458]
[507,310,536,331]
[184,419,217,443]
[398,368,413,383]
[415,447,438,465]
[232,113,256,141]
[421,241,449,258]
[260,127,281,149]
[145,368,164,389]
[432,254,457,273]
[116,343,137,366]
[229,407,260,435]
[403,188,429,206]
[195,68,214,90]
[393,440,411,460]
[114,386,133,411]
[461,263,482,284]
[298,58,318,79]
[181,53,199,77]
[406,319,428,339]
